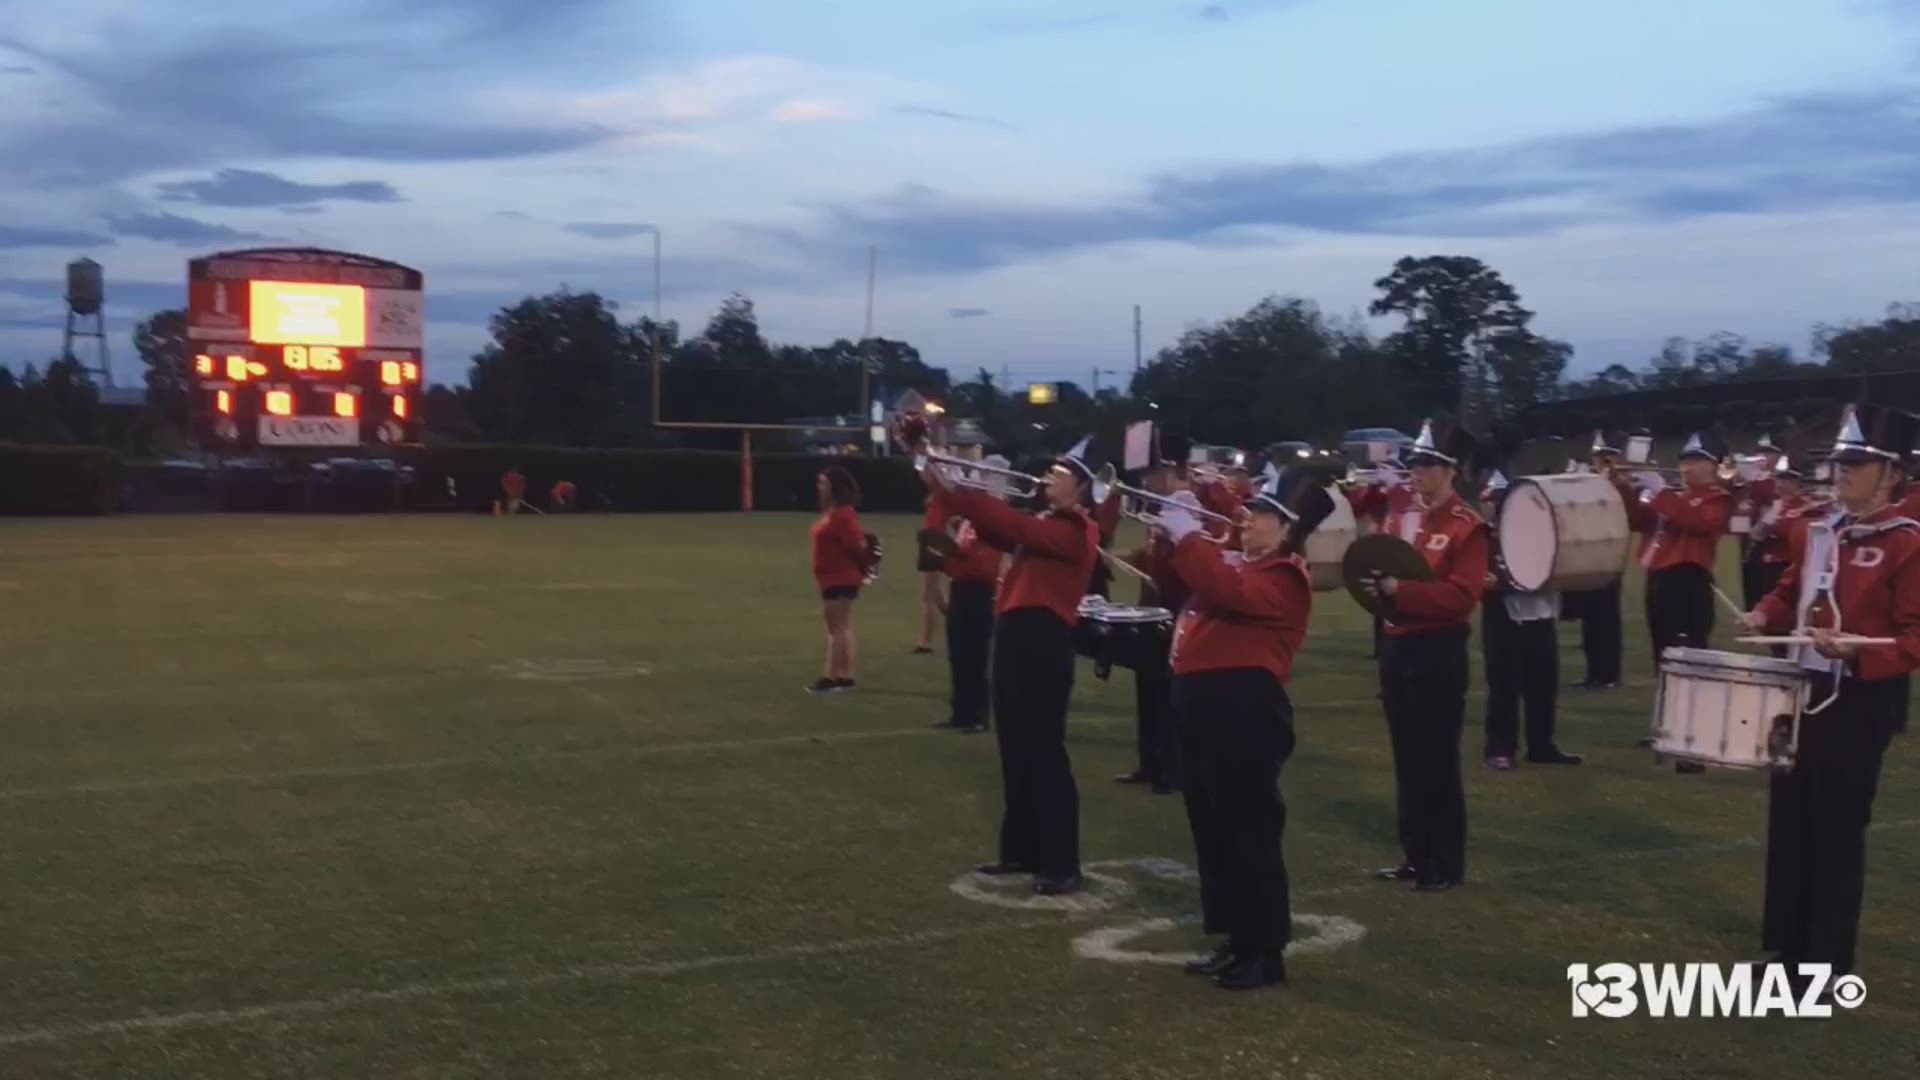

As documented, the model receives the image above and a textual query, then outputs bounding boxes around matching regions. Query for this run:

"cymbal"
[918,527,958,561]
[1341,534,1435,618]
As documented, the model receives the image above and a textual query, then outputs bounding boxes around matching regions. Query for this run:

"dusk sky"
[1,0,1917,391]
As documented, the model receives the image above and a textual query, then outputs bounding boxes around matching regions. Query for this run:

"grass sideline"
[0,513,1914,1078]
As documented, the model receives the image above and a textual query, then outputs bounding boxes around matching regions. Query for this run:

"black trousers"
[1371,612,1384,657]
[1743,560,1786,612]
[946,580,995,728]
[991,608,1080,876]
[1380,628,1470,883]
[1482,598,1559,759]
[1173,667,1294,952]
[1575,580,1623,683]
[1763,674,1900,975]
[1645,563,1714,668]
[1133,639,1179,786]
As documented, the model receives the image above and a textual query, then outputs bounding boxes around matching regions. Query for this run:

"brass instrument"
[894,415,1042,499]
[1094,463,1239,528]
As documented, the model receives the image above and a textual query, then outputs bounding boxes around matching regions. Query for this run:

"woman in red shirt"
[809,466,867,693]
[1153,470,1336,990]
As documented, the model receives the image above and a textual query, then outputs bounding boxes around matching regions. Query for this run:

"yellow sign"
[1027,383,1057,405]
[249,281,366,347]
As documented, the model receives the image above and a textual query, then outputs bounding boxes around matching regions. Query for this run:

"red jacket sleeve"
[1393,525,1489,621]
[1645,489,1732,536]
[946,488,1092,561]
[1858,543,1920,680]
[1171,538,1311,623]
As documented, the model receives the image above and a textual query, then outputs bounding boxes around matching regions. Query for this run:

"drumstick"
[1710,583,1746,622]
[1737,635,1896,646]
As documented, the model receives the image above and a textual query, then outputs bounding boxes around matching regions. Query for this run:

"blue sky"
[1,0,1917,391]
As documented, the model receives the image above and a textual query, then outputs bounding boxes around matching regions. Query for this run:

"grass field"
[2,512,1917,1078]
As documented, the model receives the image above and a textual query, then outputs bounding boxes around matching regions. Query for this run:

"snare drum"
[1497,473,1630,593]
[1073,604,1174,681]
[1650,647,1804,770]
[1305,486,1356,592]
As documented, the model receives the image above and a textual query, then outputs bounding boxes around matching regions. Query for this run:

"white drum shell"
[1305,487,1356,592]
[1093,605,1174,625]
[1497,473,1630,593]
[1650,647,1803,769]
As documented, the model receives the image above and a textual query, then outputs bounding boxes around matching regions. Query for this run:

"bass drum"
[1497,473,1628,593]
[1304,485,1356,592]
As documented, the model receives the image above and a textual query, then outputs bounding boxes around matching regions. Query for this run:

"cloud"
[0,64,32,75]
[893,105,1021,133]
[968,0,1308,35]
[496,210,537,220]
[563,222,661,240]
[785,86,1920,274]
[947,307,993,319]
[770,98,853,123]
[155,168,403,208]
[1196,4,1230,19]
[0,224,113,249]
[104,212,270,246]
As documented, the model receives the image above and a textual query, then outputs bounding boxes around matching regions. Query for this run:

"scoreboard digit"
[185,248,425,450]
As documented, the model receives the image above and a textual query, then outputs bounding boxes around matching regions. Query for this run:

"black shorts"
[916,550,946,573]
[821,585,861,601]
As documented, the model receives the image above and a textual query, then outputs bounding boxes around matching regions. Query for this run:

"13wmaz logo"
[1567,963,1865,1019]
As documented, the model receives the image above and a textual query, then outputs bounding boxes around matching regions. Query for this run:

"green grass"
[1,513,1916,1078]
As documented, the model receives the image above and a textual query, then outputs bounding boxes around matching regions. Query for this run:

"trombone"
[1094,464,1240,528]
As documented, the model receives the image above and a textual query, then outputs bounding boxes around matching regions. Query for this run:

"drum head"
[1099,605,1173,624]
[1498,483,1557,591]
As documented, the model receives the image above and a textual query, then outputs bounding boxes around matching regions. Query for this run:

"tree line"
[1,255,1914,458]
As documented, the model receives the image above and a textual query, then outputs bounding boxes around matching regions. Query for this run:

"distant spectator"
[551,480,577,510]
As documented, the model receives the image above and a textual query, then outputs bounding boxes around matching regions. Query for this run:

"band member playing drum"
[808,466,868,693]
[1151,469,1336,989]
[934,505,1005,734]
[1480,469,1582,770]
[1742,403,1920,987]
[932,442,1101,895]
[1363,420,1487,893]
[1570,430,1630,689]
[1114,433,1201,793]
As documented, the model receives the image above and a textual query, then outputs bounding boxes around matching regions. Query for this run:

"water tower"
[62,257,113,387]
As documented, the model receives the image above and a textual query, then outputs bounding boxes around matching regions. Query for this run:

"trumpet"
[1094,464,1239,528]
[1342,464,1408,488]
[917,450,1043,499]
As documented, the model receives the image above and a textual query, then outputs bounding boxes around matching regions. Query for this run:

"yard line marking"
[0,698,1385,801]
[0,918,1067,1048]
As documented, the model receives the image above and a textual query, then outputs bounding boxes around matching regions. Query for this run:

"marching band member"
[931,461,1005,733]
[1569,430,1629,689]
[1113,432,1200,794]
[1363,420,1487,893]
[1611,431,1734,670]
[808,466,868,693]
[1479,469,1582,770]
[1743,454,1824,638]
[916,475,951,656]
[1348,455,1412,660]
[932,441,1101,896]
[1743,403,1920,986]
[1152,468,1337,990]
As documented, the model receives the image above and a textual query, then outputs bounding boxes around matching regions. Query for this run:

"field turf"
[1,513,1916,1078]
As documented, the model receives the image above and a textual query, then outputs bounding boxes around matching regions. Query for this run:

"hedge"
[0,444,122,515]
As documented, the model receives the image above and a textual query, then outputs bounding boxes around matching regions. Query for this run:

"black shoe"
[960,722,988,734]
[1114,770,1150,784]
[1372,864,1417,881]
[912,646,934,655]
[1527,749,1584,766]
[1184,943,1238,976]
[975,861,1032,876]
[1636,736,1656,748]
[1032,872,1084,896]
[1412,878,1460,893]
[805,677,840,694]
[1214,950,1286,990]
[1676,761,1706,774]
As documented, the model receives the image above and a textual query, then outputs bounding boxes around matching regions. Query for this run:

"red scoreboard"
[186,247,424,449]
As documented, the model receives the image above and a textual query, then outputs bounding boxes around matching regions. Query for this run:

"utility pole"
[1133,304,1142,372]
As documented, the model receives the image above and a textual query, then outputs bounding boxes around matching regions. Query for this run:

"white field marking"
[0,916,1062,1049]
[947,867,1134,913]
[1071,913,1367,966]
[0,699,1384,801]
[490,659,652,682]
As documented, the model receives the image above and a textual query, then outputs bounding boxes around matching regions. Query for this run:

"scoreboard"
[186,247,424,449]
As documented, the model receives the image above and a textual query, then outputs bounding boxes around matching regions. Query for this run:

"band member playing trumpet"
[1570,430,1630,689]
[933,479,1005,734]
[1611,431,1734,670]
[1743,455,1824,623]
[931,441,1101,896]
[1479,469,1582,770]
[1113,433,1202,793]
[1151,469,1337,990]
[1363,420,1487,893]
[1742,403,1920,987]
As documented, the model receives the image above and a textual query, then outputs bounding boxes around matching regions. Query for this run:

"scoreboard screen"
[186,248,424,449]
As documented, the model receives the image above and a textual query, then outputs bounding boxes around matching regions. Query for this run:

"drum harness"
[1794,512,1920,714]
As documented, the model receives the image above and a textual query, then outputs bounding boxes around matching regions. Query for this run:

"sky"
[1,0,1917,393]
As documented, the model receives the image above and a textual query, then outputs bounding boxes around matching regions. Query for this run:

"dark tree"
[1370,255,1535,417]
[134,308,192,435]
